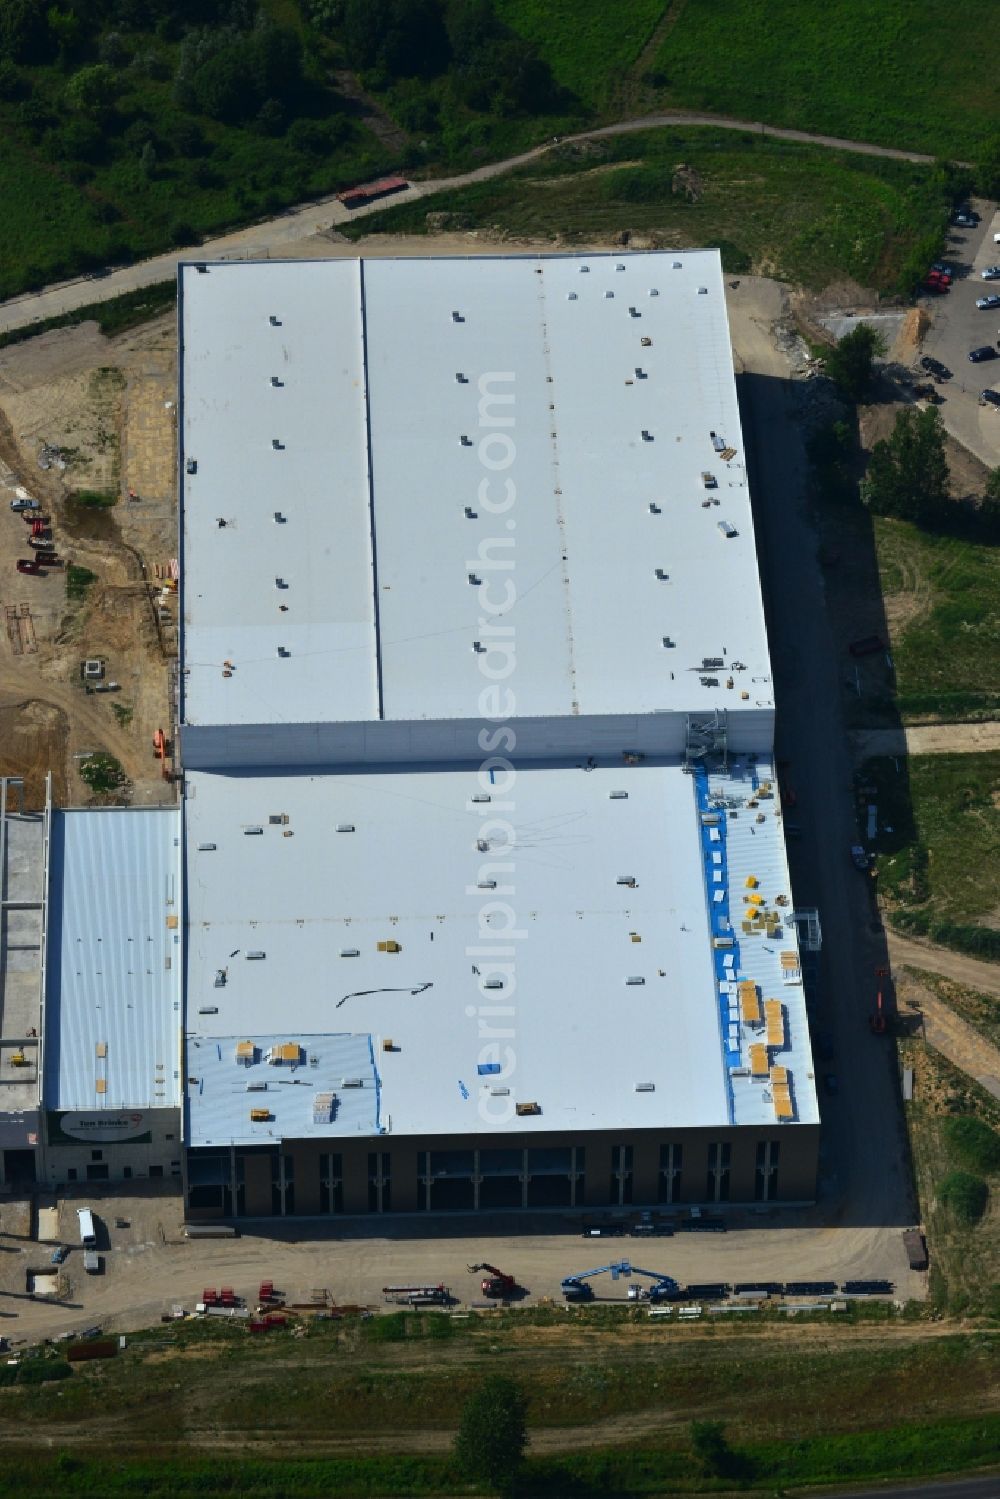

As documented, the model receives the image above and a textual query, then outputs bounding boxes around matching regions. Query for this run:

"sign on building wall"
[47,1111,152,1145]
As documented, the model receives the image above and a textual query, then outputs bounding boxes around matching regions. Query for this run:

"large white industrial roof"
[179,252,771,734]
[183,756,816,1143]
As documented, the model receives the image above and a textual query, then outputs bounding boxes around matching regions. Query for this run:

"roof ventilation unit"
[483,978,504,989]
[455,372,468,383]
[471,793,490,803]
[625,976,645,986]
[341,1077,364,1088]
[246,951,266,961]
[515,1101,541,1116]
[214,969,227,987]
[648,287,659,297]
[468,572,481,586]
[268,315,281,326]
[197,842,216,851]
[567,291,577,300]
[186,458,197,475]
[616,263,626,271]
[579,264,590,273]
[604,290,614,298]
[699,286,708,294]
[451,310,464,322]
[662,636,675,648]
[642,430,653,441]
[634,1081,655,1092]
[609,790,628,800]
[654,567,668,579]
[672,261,682,269]
[460,434,473,446]
[478,879,497,889]
[275,577,286,589]
[195,264,208,274]
[270,376,282,387]
[340,947,360,957]
[629,306,640,317]
[243,826,263,836]
[273,511,285,523]
[490,1086,510,1096]
[649,502,661,514]
[276,645,290,657]
[617,875,636,887]
[335,823,355,833]
[472,641,485,653]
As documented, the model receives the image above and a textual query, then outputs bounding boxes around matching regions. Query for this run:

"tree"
[980,467,1000,540]
[65,62,119,121]
[824,322,887,403]
[690,1420,753,1483]
[938,1170,988,1225]
[861,405,950,528]
[454,1375,527,1495]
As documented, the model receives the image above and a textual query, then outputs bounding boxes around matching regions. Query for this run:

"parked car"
[913,382,943,404]
[981,390,1000,409]
[27,535,55,550]
[923,274,949,294]
[976,295,1000,310]
[930,263,953,279]
[969,346,998,363]
[34,552,62,567]
[50,1246,69,1265]
[981,266,1000,280]
[16,559,42,575]
[850,844,870,871]
[919,355,950,380]
[21,510,49,524]
[952,209,977,227]
[9,496,39,512]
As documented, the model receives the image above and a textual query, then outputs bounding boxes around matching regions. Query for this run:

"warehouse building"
[177,250,820,1219]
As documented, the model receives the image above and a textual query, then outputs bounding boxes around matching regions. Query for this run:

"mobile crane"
[467,1263,518,1299]
[624,1266,681,1303]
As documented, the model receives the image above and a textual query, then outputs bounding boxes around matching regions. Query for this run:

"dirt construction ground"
[0,1182,924,1348]
[0,317,177,808]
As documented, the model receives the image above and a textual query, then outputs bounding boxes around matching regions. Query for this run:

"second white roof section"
[365,251,770,722]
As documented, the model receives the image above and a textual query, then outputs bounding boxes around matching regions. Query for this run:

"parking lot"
[919,202,1000,468]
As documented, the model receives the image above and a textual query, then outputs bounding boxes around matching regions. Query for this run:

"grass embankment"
[653,0,1000,159]
[860,752,1000,959]
[0,281,176,351]
[908,969,1000,1051]
[875,517,1000,722]
[2,1315,1000,1494]
[347,129,953,292]
[901,1035,1000,1314]
[495,0,668,108]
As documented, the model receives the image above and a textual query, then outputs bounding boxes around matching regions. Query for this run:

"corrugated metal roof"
[44,809,181,1111]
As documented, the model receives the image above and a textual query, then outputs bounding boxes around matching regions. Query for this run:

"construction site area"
[0,319,177,809]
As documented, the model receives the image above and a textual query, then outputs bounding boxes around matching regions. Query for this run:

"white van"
[77,1208,96,1248]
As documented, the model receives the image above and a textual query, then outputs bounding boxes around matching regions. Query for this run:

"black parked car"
[968,346,998,363]
[919,355,951,379]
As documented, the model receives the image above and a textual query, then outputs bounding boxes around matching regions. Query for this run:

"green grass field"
[3,1312,1000,1495]
[347,128,951,292]
[495,0,668,106]
[875,517,1000,721]
[859,752,1000,956]
[655,0,1000,159]
[901,1035,1000,1315]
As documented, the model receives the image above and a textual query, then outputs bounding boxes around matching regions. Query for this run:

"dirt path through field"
[889,934,1000,1000]
[0,112,949,338]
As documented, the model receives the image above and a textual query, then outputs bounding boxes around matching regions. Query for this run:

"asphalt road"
[734,292,914,1236]
[832,1477,1000,1499]
[0,110,948,340]
[920,204,1000,469]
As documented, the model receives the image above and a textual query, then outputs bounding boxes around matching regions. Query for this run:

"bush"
[17,1358,71,1384]
[78,753,128,796]
[72,489,116,508]
[943,1117,1000,1175]
[938,1170,988,1225]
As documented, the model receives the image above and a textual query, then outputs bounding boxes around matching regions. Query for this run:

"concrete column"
[390,1147,419,1213]
[584,1141,614,1207]
[242,1153,272,1217]
[631,1137,659,1206]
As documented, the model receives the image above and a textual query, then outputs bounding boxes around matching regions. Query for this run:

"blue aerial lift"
[560,1259,679,1302]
